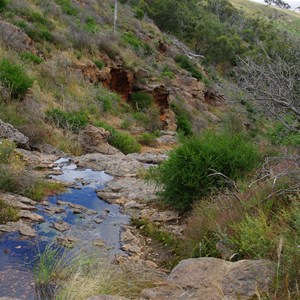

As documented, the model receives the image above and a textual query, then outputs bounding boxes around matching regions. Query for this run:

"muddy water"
[0,158,130,299]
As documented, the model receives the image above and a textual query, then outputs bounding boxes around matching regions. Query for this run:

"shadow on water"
[0,158,130,299]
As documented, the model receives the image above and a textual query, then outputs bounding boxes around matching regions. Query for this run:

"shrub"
[94,121,141,154]
[122,33,153,56]
[0,140,16,164]
[130,92,153,111]
[0,0,8,11]
[148,132,260,210]
[55,0,78,15]
[170,103,193,136]
[0,200,19,224]
[45,108,88,132]
[96,87,121,113]
[175,55,203,80]
[20,51,44,64]
[137,131,160,146]
[0,58,34,98]
[93,60,105,69]
[231,212,274,259]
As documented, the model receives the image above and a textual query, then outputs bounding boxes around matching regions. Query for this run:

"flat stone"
[56,236,79,247]
[149,211,180,223]
[52,221,70,232]
[92,239,106,247]
[19,210,45,223]
[0,220,36,237]
[0,193,37,210]
[45,206,65,214]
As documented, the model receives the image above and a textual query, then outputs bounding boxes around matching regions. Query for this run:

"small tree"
[264,0,291,9]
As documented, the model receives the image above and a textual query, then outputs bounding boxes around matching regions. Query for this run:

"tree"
[264,0,291,9]
[237,46,300,133]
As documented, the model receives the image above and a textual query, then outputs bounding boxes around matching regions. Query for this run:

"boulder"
[78,125,121,155]
[153,135,178,147]
[0,20,38,53]
[0,119,30,149]
[140,258,275,300]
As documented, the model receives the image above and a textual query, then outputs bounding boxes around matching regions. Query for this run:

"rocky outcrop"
[0,20,38,54]
[0,220,36,237]
[78,125,121,155]
[0,119,30,149]
[0,193,37,210]
[153,134,178,147]
[140,258,275,300]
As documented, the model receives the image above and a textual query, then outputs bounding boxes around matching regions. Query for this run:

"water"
[0,158,130,299]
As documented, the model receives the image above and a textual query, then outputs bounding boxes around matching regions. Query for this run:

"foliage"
[170,103,193,136]
[174,55,203,80]
[148,132,260,210]
[93,60,105,69]
[0,199,19,224]
[20,51,44,64]
[0,58,34,99]
[130,92,153,111]
[96,87,121,113]
[55,0,78,15]
[94,121,141,154]
[137,131,160,146]
[122,32,153,56]
[45,108,88,132]
[0,0,8,11]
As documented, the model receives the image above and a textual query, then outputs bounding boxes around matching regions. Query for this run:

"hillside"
[231,0,300,34]
[0,0,299,299]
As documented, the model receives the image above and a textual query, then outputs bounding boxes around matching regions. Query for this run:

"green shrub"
[0,0,8,11]
[160,67,175,79]
[0,58,34,98]
[45,108,88,132]
[231,212,274,259]
[94,121,141,154]
[130,92,153,111]
[170,103,193,136]
[137,131,160,146]
[20,51,44,64]
[55,0,78,15]
[0,200,19,224]
[84,17,99,33]
[122,33,153,56]
[134,7,145,20]
[94,60,105,69]
[0,140,15,164]
[148,132,260,210]
[96,87,121,113]
[175,55,203,80]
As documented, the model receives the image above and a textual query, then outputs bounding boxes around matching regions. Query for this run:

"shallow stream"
[0,158,130,299]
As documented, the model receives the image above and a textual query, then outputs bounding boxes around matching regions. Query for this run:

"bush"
[170,103,193,136]
[93,60,105,69]
[0,0,8,11]
[122,33,153,56]
[149,132,260,210]
[130,92,153,111]
[137,131,160,146]
[94,121,141,154]
[55,0,78,15]
[0,200,19,224]
[20,51,44,64]
[0,58,34,98]
[45,108,88,132]
[96,87,121,113]
[175,55,203,80]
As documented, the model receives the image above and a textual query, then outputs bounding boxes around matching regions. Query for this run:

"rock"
[127,153,168,164]
[149,211,180,223]
[162,109,177,132]
[57,200,97,215]
[76,153,144,177]
[0,193,37,210]
[97,178,158,205]
[86,296,129,300]
[0,220,36,237]
[92,239,106,247]
[52,221,70,232]
[153,135,178,147]
[0,20,38,53]
[0,119,30,149]
[19,210,45,223]
[45,206,65,214]
[56,236,79,247]
[140,258,275,300]
[78,125,121,155]
[94,217,103,224]
[15,149,59,169]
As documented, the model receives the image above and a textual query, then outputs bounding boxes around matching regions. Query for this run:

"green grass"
[20,51,44,64]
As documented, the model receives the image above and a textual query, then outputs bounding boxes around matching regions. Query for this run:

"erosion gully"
[0,158,130,299]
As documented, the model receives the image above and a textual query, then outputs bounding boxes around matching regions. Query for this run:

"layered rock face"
[140,258,274,300]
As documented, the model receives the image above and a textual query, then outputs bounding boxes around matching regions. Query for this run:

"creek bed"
[0,158,130,299]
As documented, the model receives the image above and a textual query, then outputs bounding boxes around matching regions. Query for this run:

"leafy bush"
[0,58,34,98]
[93,60,105,69]
[45,108,88,132]
[170,103,193,136]
[231,212,274,259]
[0,200,19,224]
[55,0,78,15]
[0,0,8,11]
[84,17,99,33]
[96,87,121,113]
[175,55,203,80]
[94,122,141,154]
[130,92,153,111]
[149,132,260,210]
[20,51,44,64]
[122,33,153,56]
